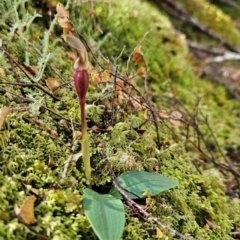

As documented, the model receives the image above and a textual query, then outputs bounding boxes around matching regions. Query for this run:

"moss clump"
[178,0,240,47]
[0,0,240,239]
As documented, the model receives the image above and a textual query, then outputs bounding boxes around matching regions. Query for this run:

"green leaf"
[83,188,125,240]
[109,171,178,199]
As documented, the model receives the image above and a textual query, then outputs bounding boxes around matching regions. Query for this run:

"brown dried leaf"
[91,70,101,84]
[0,107,11,130]
[102,70,110,82]
[130,96,142,110]
[115,80,124,91]
[136,66,147,76]
[144,109,149,119]
[132,46,144,65]
[170,111,182,119]
[159,110,169,119]
[48,156,57,170]
[45,78,60,92]
[56,3,72,33]
[56,3,69,18]
[14,195,36,225]
[0,67,5,77]
[169,118,182,127]
[37,235,51,240]
[156,227,164,238]
[60,119,70,131]
[132,53,144,65]
[118,91,124,104]
[206,219,220,229]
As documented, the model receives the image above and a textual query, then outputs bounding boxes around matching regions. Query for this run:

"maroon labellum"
[74,63,89,101]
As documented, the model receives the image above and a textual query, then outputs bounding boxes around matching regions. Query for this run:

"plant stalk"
[80,97,91,187]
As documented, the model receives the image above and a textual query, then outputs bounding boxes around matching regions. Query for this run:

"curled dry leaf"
[91,69,101,84]
[0,107,11,130]
[45,78,60,92]
[159,110,169,119]
[169,118,182,127]
[37,235,51,240]
[20,65,38,77]
[132,46,144,65]
[136,66,147,76]
[102,69,110,82]
[48,156,57,170]
[115,80,124,91]
[206,219,220,229]
[144,109,149,119]
[169,111,182,120]
[56,3,72,34]
[60,119,70,131]
[129,95,142,110]
[14,195,37,225]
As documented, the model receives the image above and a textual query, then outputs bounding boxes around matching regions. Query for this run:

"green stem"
[80,97,91,187]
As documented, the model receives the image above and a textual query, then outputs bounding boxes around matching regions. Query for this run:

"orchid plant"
[56,4,91,186]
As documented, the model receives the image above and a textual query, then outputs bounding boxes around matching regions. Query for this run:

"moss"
[177,0,240,47]
[0,0,240,239]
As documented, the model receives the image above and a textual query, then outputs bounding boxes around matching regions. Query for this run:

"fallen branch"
[187,40,225,56]
[206,51,240,62]
[152,0,240,53]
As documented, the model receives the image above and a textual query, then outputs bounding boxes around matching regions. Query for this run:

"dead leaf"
[37,235,51,240]
[0,67,5,77]
[136,66,147,76]
[60,119,70,131]
[0,107,11,130]
[169,118,182,127]
[20,65,38,77]
[91,70,101,84]
[102,70,110,82]
[170,111,182,119]
[56,3,72,34]
[47,0,57,8]
[48,156,57,170]
[115,80,124,91]
[45,78,60,91]
[159,110,169,119]
[144,109,149,119]
[156,227,164,238]
[14,195,36,225]
[118,91,124,105]
[30,188,40,196]
[132,46,144,65]
[206,219,220,229]
[130,95,142,110]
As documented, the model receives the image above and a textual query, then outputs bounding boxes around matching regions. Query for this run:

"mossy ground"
[0,0,240,239]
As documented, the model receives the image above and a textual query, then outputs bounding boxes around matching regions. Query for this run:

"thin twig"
[58,132,82,185]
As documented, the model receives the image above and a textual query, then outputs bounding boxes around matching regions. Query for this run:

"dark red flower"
[74,58,89,101]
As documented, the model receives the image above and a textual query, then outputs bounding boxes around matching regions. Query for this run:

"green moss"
[0,0,240,239]
[178,0,240,47]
